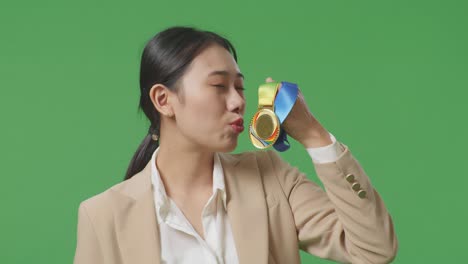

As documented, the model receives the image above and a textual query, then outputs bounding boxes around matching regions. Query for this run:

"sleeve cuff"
[306,132,344,164]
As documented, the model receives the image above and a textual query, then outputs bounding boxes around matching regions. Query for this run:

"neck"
[155,138,214,197]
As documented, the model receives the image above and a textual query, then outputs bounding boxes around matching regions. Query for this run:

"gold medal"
[249,108,280,149]
[249,82,281,149]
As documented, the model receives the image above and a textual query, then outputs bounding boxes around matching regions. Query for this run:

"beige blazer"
[73,141,398,264]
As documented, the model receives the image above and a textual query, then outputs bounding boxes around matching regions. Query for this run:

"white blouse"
[150,132,342,264]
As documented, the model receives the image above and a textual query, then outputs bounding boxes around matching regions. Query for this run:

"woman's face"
[171,44,246,152]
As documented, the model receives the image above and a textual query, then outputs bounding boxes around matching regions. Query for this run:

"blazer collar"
[110,151,268,264]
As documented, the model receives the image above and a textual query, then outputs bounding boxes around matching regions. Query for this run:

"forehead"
[187,44,242,80]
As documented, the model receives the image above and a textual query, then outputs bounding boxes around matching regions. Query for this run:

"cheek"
[182,96,224,131]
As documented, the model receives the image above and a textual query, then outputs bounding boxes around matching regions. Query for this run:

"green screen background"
[1,0,467,263]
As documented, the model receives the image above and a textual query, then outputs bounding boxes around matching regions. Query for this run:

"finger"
[265,77,274,83]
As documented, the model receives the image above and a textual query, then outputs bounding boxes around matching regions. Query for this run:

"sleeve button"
[351,182,361,191]
[357,190,367,199]
[345,173,355,183]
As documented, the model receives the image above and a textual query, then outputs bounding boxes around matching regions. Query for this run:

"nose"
[227,87,245,115]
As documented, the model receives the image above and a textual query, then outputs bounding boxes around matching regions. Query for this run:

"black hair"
[124,26,238,180]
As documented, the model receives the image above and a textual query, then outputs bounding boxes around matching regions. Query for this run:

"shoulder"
[225,149,293,181]
[79,160,152,209]
[76,179,141,235]
[245,149,291,169]
[77,184,116,218]
[235,149,300,203]
[77,176,140,218]
[222,149,280,163]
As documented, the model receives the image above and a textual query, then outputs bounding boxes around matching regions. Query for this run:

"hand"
[265,77,333,148]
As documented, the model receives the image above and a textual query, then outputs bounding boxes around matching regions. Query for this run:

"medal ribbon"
[272,81,298,151]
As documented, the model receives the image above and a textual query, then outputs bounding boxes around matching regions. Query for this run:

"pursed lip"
[229,118,244,126]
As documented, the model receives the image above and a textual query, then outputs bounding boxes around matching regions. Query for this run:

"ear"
[149,84,175,117]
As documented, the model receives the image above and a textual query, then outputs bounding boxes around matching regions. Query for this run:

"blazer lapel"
[110,151,269,264]
[219,151,269,263]
[111,160,161,264]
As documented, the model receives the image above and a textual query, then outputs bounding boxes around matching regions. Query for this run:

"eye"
[212,84,245,91]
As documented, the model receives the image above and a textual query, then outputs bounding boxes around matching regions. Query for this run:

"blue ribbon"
[272,81,298,152]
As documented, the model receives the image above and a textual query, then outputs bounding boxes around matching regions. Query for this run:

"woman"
[73,26,398,264]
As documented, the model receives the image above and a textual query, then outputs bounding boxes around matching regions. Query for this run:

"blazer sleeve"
[73,201,104,264]
[266,141,398,264]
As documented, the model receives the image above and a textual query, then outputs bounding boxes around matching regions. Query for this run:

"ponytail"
[124,126,159,180]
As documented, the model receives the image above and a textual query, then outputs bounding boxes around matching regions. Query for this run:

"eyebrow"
[208,70,245,80]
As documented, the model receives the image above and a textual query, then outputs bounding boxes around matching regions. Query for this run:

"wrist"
[300,129,332,148]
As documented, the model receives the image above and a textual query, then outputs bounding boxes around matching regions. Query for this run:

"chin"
[215,141,237,153]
